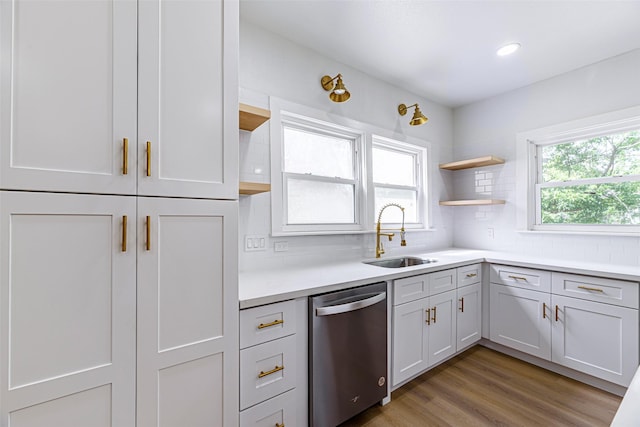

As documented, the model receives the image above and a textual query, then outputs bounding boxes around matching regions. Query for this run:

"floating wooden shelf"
[239,181,271,195]
[239,103,271,131]
[439,155,505,171]
[439,199,505,206]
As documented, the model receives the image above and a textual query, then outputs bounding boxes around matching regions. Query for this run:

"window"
[270,100,430,235]
[372,137,425,225]
[517,106,640,234]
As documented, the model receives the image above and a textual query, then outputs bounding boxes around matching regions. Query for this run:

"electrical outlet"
[487,227,494,239]
[274,241,289,252]
[245,235,267,251]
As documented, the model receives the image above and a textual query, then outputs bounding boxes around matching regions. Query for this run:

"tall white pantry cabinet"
[0,1,239,426]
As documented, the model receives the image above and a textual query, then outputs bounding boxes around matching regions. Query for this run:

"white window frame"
[270,98,431,236]
[516,105,640,235]
[370,135,427,229]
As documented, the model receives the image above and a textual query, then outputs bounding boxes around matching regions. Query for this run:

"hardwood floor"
[341,346,622,427]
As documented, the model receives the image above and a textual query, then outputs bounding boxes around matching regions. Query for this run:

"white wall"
[238,21,455,271]
[452,49,640,266]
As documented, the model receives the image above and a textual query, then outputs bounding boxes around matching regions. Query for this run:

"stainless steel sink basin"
[363,256,438,268]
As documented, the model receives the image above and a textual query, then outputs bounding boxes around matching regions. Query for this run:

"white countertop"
[611,365,640,425]
[239,248,640,309]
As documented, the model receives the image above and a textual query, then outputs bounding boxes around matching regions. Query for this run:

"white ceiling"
[240,0,640,108]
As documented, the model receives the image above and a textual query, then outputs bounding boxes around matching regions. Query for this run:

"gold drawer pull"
[122,138,129,175]
[425,308,431,325]
[459,297,464,313]
[432,306,437,323]
[555,305,559,322]
[121,215,128,252]
[276,424,284,427]
[578,285,604,293]
[258,365,284,378]
[508,275,528,281]
[145,215,151,251]
[258,319,284,329]
[146,141,152,177]
[542,302,547,319]
[466,273,477,278]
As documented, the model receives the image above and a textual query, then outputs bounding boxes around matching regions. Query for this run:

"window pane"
[283,126,354,179]
[542,130,640,182]
[287,179,355,224]
[540,182,640,225]
[372,146,416,186]
[374,187,417,223]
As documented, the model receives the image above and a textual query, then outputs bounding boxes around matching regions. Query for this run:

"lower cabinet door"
[457,283,481,352]
[551,295,639,386]
[427,289,457,367]
[392,298,429,386]
[490,283,551,360]
[240,389,296,427]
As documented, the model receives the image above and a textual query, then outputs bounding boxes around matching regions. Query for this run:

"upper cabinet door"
[0,0,137,195]
[137,0,238,199]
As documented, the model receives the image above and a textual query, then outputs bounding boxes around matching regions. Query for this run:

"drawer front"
[490,264,551,292]
[429,269,456,295]
[240,299,297,349]
[552,272,639,309]
[457,264,482,288]
[240,335,297,410]
[394,274,429,305]
[240,389,296,427]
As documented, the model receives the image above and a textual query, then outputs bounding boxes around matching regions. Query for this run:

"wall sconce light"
[398,103,428,126]
[321,73,351,102]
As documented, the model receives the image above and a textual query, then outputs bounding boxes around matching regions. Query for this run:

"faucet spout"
[375,203,406,258]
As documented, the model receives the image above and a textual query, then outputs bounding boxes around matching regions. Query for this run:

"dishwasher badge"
[378,376,386,387]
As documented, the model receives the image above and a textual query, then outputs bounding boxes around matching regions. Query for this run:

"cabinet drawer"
[457,264,482,288]
[490,264,551,292]
[430,269,456,295]
[240,299,297,349]
[552,273,639,309]
[240,389,296,427]
[394,274,429,305]
[240,335,297,410]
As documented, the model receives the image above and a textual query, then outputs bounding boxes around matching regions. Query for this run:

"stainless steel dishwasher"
[309,282,387,427]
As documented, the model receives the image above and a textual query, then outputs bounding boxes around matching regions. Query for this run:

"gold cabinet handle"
[466,273,477,278]
[145,215,151,251]
[275,423,284,427]
[146,141,151,177]
[459,297,464,312]
[123,138,129,175]
[432,306,437,323]
[577,285,604,293]
[542,302,547,319]
[555,305,559,322]
[258,365,284,378]
[121,215,127,252]
[508,275,528,281]
[258,319,284,329]
[425,308,431,325]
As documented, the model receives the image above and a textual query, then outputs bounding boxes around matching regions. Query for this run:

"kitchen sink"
[363,256,438,268]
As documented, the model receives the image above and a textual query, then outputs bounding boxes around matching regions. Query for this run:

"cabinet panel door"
[489,284,551,359]
[392,299,429,386]
[137,0,238,199]
[0,0,137,195]
[136,197,238,427]
[0,191,135,426]
[428,290,457,367]
[552,295,639,386]
[457,283,482,352]
[429,269,456,295]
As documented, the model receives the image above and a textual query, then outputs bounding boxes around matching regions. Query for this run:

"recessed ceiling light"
[497,43,521,57]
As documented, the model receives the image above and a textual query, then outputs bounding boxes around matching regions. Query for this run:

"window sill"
[271,227,436,237]
[518,229,640,238]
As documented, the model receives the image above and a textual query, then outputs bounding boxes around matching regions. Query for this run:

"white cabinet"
[428,290,457,367]
[489,283,551,359]
[0,0,238,199]
[489,265,640,387]
[457,283,482,352]
[136,197,238,427]
[239,299,307,427]
[0,191,137,426]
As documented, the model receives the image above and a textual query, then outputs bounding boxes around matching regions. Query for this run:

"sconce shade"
[321,73,351,103]
[398,103,428,126]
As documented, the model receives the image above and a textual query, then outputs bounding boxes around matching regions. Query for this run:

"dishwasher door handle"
[315,292,386,316]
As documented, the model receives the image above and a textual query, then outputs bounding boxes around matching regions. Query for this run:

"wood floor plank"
[340,346,622,427]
